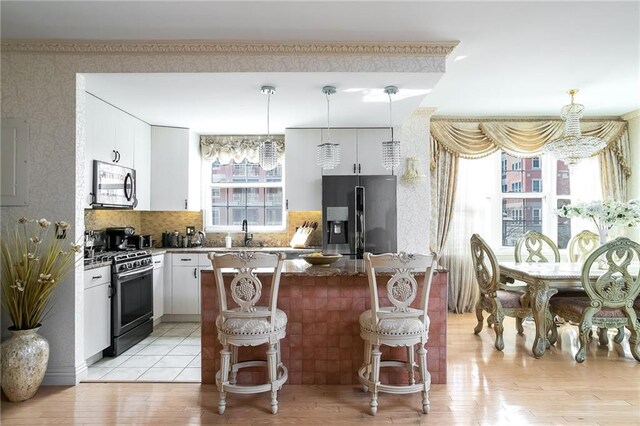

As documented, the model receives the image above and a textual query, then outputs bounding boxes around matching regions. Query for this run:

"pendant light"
[259,85,278,171]
[382,86,401,170]
[317,86,340,169]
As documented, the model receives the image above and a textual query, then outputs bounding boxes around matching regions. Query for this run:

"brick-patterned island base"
[201,259,447,386]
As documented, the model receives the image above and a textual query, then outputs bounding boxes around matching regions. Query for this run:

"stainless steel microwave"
[91,160,137,209]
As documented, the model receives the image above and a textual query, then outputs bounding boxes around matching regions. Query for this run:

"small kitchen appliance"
[91,160,137,209]
[129,234,152,249]
[105,227,136,251]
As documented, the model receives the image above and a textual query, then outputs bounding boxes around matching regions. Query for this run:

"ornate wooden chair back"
[514,230,560,263]
[470,233,500,296]
[210,251,285,332]
[363,252,436,331]
[581,237,640,311]
[568,230,600,263]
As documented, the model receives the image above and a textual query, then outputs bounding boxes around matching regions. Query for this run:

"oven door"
[112,265,153,337]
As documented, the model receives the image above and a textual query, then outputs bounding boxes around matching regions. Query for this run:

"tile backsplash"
[84,209,322,248]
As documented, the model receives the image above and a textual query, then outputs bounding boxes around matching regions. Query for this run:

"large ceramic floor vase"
[1,326,50,402]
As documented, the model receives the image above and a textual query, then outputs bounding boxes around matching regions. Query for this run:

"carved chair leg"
[614,327,625,344]
[597,327,609,346]
[546,310,557,346]
[417,344,430,414]
[623,308,640,362]
[474,300,484,334]
[577,309,597,363]
[229,345,239,385]
[218,344,232,414]
[369,345,381,416]
[267,343,278,414]
[362,340,372,392]
[515,317,524,335]
[407,345,416,385]
[493,311,505,351]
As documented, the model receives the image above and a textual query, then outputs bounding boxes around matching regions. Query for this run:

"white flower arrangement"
[556,200,640,231]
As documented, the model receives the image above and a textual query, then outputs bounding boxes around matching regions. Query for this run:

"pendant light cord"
[326,92,331,143]
[388,91,394,141]
[266,90,271,138]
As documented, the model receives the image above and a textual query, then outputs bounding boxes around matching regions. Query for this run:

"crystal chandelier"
[259,85,278,171]
[382,86,401,170]
[543,89,607,165]
[317,86,340,169]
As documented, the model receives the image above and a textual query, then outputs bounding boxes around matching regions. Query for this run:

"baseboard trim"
[42,362,88,386]
[161,314,201,323]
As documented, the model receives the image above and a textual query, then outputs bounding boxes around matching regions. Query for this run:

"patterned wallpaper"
[84,209,322,248]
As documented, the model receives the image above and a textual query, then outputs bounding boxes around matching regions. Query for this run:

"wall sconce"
[401,157,424,184]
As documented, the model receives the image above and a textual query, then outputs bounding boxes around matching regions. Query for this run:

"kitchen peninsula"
[200,258,448,385]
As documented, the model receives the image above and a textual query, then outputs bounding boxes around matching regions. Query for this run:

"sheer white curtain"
[440,155,495,313]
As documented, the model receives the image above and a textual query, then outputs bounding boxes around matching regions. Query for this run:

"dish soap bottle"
[225,232,232,248]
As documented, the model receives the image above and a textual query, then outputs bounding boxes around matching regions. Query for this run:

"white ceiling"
[2,1,638,132]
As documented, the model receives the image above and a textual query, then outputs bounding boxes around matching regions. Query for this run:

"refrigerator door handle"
[355,186,365,258]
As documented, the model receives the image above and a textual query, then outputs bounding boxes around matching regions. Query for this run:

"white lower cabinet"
[84,266,111,359]
[171,265,200,315]
[152,254,165,321]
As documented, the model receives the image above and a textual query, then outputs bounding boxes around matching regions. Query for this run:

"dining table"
[499,261,598,358]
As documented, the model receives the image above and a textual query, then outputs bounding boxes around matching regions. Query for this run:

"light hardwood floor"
[2,313,639,425]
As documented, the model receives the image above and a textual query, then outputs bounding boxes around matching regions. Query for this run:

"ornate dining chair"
[548,237,640,363]
[470,234,534,350]
[514,230,561,263]
[358,252,436,416]
[567,230,600,263]
[209,251,288,414]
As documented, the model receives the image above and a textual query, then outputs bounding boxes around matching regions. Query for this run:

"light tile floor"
[84,322,201,383]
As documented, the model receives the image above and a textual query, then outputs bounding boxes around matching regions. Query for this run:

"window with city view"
[204,159,284,230]
[500,152,572,248]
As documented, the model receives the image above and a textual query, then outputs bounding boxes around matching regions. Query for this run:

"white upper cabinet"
[133,119,151,210]
[321,129,358,176]
[150,127,201,211]
[84,94,151,209]
[321,128,393,176]
[355,128,393,176]
[284,128,323,211]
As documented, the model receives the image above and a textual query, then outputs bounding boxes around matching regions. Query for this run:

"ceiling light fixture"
[259,85,278,171]
[382,86,401,170]
[543,89,607,166]
[316,85,340,169]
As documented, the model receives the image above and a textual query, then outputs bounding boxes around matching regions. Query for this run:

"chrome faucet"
[241,219,253,247]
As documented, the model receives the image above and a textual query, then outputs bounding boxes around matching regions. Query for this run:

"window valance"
[200,135,285,165]
[430,118,627,160]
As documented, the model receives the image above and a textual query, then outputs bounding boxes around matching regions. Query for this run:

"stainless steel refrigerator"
[322,175,397,258]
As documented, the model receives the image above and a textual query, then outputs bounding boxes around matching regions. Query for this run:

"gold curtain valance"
[200,135,285,164]
[430,119,628,161]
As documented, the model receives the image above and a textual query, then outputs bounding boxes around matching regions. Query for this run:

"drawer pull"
[92,275,103,279]
[180,258,192,261]
[154,261,161,264]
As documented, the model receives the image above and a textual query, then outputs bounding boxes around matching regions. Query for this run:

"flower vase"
[1,326,50,402]
[596,227,609,269]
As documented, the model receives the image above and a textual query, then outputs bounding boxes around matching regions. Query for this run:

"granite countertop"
[83,260,112,271]
[150,246,319,255]
[201,258,444,277]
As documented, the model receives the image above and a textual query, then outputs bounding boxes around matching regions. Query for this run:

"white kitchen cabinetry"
[322,128,393,176]
[150,127,201,211]
[84,266,111,359]
[84,94,151,209]
[134,119,151,210]
[152,254,165,322]
[165,254,212,316]
[284,128,323,211]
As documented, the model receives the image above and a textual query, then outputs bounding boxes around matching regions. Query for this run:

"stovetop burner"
[84,249,150,266]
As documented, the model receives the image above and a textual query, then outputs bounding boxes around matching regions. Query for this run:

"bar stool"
[358,252,436,416]
[209,251,287,415]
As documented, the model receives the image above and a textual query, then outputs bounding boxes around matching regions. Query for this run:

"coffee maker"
[106,227,136,251]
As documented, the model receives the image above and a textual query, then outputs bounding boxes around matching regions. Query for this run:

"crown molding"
[622,109,640,121]
[1,39,458,56]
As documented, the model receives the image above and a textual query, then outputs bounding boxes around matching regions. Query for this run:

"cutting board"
[289,221,318,248]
